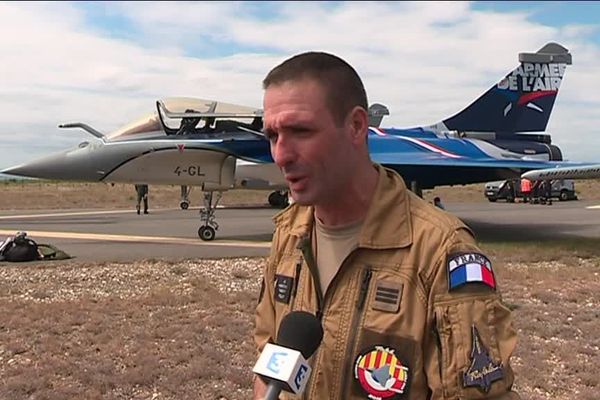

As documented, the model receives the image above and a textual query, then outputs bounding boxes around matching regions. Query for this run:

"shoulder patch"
[462,325,504,392]
[447,252,495,291]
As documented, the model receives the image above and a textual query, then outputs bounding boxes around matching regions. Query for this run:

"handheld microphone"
[253,311,324,400]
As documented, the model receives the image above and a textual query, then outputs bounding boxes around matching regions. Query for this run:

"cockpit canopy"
[106,97,262,141]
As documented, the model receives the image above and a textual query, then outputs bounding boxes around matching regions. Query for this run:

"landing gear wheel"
[268,191,277,207]
[196,191,222,240]
[180,201,189,210]
[268,190,289,208]
[198,226,216,241]
[559,190,569,201]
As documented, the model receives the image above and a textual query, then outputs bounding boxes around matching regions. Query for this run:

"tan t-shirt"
[314,216,363,294]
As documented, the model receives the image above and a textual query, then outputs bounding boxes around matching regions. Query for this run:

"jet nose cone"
[2,148,103,181]
[2,156,70,180]
[1,164,39,178]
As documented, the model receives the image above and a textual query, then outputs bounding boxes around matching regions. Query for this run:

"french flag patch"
[447,253,496,291]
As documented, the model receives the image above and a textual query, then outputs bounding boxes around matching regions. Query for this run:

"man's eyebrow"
[278,121,314,132]
[262,121,313,136]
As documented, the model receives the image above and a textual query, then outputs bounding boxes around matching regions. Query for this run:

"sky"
[1,1,599,174]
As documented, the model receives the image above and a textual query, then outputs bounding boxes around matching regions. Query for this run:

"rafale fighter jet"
[4,42,600,241]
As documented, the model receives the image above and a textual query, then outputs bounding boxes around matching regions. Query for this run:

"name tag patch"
[447,252,496,291]
[372,280,403,313]
[274,274,294,304]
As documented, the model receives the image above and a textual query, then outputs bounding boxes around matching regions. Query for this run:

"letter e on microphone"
[267,352,287,374]
[294,364,308,391]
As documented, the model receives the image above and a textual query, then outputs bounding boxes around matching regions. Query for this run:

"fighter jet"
[4,42,600,241]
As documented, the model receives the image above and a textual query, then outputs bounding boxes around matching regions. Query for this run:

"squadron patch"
[354,346,409,399]
[462,325,504,393]
[447,252,496,291]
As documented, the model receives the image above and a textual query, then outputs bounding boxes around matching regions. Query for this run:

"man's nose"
[271,136,295,169]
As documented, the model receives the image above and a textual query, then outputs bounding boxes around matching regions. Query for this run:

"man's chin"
[289,191,313,206]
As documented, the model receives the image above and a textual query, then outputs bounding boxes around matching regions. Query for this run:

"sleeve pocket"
[434,295,517,399]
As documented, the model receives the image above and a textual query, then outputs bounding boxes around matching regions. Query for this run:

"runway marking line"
[0,205,269,220]
[0,209,178,220]
[0,229,271,249]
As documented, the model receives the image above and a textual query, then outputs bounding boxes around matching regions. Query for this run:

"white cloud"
[1,1,599,171]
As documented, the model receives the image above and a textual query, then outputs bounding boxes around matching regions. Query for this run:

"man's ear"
[347,106,369,145]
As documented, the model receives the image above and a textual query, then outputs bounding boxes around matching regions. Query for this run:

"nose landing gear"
[197,191,222,241]
[180,185,191,209]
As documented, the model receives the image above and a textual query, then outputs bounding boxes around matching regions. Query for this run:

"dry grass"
[0,181,271,210]
[494,258,600,399]
[0,247,598,399]
[0,259,263,400]
[1,178,599,211]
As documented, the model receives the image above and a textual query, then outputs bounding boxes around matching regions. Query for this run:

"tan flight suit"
[255,165,520,399]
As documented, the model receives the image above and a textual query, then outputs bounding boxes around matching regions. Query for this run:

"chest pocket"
[347,265,427,400]
[272,252,313,335]
[360,266,427,337]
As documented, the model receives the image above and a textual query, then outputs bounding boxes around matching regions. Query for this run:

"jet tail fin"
[368,103,390,127]
[434,42,572,134]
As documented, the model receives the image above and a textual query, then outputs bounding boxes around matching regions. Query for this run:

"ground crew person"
[254,52,520,399]
[503,179,516,202]
[520,178,531,203]
[134,184,149,214]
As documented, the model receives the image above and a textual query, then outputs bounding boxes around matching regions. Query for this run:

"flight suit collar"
[273,163,413,249]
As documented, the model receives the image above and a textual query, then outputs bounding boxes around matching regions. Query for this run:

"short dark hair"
[262,52,368,125]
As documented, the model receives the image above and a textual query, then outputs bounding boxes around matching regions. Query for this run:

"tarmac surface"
[0,200,599,262]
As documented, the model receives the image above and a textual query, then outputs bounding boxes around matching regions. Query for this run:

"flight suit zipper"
[340,267,372,399]
[290,257,303,311]
[298,234,371,399]
[432,314,444,383]
[297,235,323,400]
[299,235,324,318]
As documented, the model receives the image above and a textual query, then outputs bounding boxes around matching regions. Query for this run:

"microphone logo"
[267,352,288,374]
[293,364,309,391]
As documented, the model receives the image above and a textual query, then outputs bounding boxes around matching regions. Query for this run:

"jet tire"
[198,226,216,241]
[180,201,189,210]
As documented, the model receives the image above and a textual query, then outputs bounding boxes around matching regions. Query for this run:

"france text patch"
[447,253,496,291]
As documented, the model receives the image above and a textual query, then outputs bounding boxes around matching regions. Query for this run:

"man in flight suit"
[254,52,520,399]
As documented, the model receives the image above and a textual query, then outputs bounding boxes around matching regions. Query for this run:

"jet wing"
[521,164,600,180]
[368,132,598,188]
